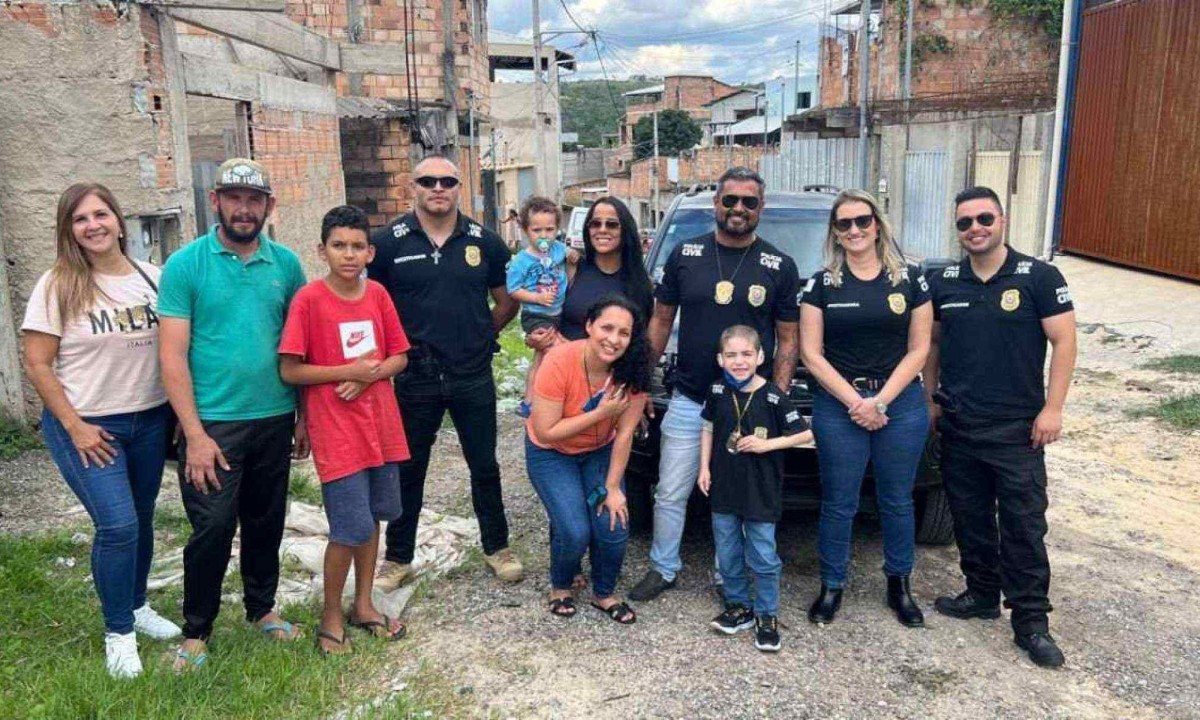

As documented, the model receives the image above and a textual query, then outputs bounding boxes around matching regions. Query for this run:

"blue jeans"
[525,435,627,598]
[649,391,705,582]
[41,404,170,633]
[812,382,928,588]
[712,513,781,615]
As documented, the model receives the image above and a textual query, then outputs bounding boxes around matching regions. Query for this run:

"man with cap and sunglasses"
[158,158,310,669]
[367,154,523,589]
[629,166,801,602]
[924,185,1077,668]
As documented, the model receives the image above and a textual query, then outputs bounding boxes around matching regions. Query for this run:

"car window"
[649,206,829,281]
[567,209,587,237]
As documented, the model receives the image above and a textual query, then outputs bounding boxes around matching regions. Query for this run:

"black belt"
[847,376,887,392]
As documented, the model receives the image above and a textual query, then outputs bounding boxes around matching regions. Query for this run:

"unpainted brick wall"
[251,107,347,274]
[820,0,1057,106]
[341,117,414,229]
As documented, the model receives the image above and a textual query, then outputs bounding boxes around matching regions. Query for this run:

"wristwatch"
[875,401,889,416]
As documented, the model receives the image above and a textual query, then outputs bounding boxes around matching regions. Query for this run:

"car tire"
[914,486,955,545]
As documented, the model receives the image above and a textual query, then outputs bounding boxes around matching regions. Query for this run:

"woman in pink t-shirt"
[526,295,649,624]
[22,183,180,678]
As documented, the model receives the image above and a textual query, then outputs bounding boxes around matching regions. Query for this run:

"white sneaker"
[133,604,182,640]
[104,632,143,679]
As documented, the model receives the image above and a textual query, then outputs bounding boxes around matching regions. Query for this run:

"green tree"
[632,109,703,160]
[560,77,659,147]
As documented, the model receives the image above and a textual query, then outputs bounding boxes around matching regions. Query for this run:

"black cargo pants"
[938,412,1053,635]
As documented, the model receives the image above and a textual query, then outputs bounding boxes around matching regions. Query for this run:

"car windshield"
[650,207,829,279]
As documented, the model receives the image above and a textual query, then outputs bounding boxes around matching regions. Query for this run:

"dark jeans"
[41,404,169,634]
[524,436,626,598]
[812,382,928,587]
[384,369,509,563]
[939,412,1052,635]
[178,412,294,640]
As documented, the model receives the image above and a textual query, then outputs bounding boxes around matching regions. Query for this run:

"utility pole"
[467,89,478,214]
[857,0,872,189]
[793,39,800,114]
[531,0,547,196]
[652,110,660,228]
[903,0,914,108]
[762,93,768,148]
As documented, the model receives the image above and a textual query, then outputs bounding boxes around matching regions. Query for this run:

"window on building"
[796,92,812,110]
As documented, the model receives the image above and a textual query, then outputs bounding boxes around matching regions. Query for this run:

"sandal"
[256,618,301,641]
[591,600,636,625]
[315,627,351,656]
[548,597,577,618]
[173,645,208,672]
[348,614,407,641]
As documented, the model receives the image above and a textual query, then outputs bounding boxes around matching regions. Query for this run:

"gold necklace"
[713,236,754,305]
[726,385,758,454]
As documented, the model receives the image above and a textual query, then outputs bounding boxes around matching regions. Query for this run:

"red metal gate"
[1061,0,1200,281]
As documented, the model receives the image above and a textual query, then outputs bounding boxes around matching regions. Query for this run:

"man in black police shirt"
[629,166,801,601]
[924,186,1077,668]
[367,155,523,589]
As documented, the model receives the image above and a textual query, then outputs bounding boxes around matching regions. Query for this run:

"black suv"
[625,187,955,545]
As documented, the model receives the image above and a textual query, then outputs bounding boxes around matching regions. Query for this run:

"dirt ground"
[3,326,1197,719]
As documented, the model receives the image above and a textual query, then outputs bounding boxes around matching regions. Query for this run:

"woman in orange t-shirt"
[526,295,649,623]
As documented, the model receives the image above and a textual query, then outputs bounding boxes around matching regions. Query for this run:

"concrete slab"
[1055,254,1200,353]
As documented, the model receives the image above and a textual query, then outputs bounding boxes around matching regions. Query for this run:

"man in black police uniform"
[924,186,1077,668]
[367,155,522,589]
[629,166,801,601]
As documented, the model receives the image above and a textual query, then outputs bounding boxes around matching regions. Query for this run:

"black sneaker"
[1015,632,1065,668]
[628,570,676,601]
[934,589,1001,620]
[710,605,755,635]
[754,615,781,652]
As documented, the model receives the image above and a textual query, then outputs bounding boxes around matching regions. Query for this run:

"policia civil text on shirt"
[924,186,1077,669]
[366,155,523,588]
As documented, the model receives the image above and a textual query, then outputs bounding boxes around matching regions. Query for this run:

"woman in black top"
[531,197,654,346]
[799,189,933,627]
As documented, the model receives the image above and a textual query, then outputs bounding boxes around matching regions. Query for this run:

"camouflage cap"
[214,158,272,195]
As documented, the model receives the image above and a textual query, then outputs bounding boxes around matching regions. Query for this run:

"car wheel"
[914,486,955,545]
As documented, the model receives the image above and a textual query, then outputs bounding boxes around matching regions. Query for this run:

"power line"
[592,34,622,111]
[600,6,823,42]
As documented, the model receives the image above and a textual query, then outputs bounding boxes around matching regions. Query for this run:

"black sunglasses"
[955,212,997,232]
[414,175,461,190]
[588,219,620,230]
[720,194,760,210]
[833,214,875,232]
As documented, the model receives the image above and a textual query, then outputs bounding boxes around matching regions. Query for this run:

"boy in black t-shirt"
[699,325,811,652]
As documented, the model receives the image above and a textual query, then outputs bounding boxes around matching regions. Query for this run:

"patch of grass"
[1128,393,1200,431]
[288,469,323,506]
[1142,355,1200,375]
[493,322,533,405]
[0,526,444,719]
[0,413,42,460]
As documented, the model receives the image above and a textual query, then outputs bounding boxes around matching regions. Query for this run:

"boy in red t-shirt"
[279,205,411,655]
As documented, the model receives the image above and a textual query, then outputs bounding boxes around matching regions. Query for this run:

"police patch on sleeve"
[1056,286,1072,304]
[711,383,725,395]
[767,392,780,404]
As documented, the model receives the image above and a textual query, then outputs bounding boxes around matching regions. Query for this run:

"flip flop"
[315,627,351,656]
[548,597,577,617]
[257,619,301,641]
[173,646,208,672]
[349,614,406,641]
[591,600,636,625]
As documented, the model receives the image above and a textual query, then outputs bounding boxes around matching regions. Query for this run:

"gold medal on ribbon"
[726,431,741,454]
[714,280,735,305]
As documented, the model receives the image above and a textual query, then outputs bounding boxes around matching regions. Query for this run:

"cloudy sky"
[488,0,839,84]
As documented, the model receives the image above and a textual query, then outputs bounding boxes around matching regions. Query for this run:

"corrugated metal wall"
[902,150,950,259]
[760,137,859,192]
[1061,0,1200,280]
[974,150,1046,256]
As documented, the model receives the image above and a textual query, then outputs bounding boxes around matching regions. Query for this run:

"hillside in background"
[560,77,660,147]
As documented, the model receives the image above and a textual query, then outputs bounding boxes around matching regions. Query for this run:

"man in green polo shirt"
[158,158,308,670]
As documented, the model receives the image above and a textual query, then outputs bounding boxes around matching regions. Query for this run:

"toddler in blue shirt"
[506,196,574,417]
